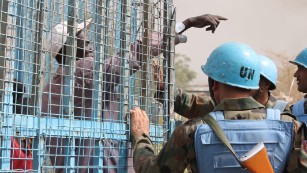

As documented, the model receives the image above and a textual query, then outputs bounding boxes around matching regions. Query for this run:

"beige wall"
[173,0,307,85]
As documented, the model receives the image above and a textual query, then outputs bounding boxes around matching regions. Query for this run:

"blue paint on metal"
[93,140,103,172]
[92,0,103,121]
[116,0,122,52]
[1,0,173,171]
[0,0,17,169]
[1,86,14,170]
[64,138,75,173]
[78,1,84,21]
[4,115,164,142]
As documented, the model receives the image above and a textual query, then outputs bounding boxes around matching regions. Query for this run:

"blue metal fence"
[0,0,175,172]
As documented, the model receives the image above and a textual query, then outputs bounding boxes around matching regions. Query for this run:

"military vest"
[292,99,307,122]
[194,109,294,173]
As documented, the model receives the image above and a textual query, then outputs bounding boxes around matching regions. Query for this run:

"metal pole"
[168,5,175,138]
[141,0,151,111]
[0,0,8,104]
[63,0,78,172]
[0,0,17,169]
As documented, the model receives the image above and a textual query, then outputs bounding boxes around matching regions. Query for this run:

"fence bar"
[0,0,17,169]
[0,0,174,171]
[140,0,151,112]
[0,0,8,101]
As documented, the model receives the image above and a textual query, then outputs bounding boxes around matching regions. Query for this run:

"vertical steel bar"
[92,0,104,121]
[63,0,78,172]
[167,1,175,139]
[119,0,131,171]
[141,0,151,111]
[129,0,138,108]
[32,0,46,171]
[0,0,8,111]
[92,0,105,171]
[0,0,17,170]
[92,0,104,170]
[94,140,103,172]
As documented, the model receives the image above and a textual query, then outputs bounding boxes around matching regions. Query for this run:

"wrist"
[131,133,151,146]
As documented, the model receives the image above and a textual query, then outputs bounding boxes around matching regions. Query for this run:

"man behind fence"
[130,42,307,173]
[42,19,150,173]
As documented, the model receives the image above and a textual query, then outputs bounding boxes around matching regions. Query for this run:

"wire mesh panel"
[0,0,175,172]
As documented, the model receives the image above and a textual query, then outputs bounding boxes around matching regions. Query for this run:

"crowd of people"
[6,8,307,173]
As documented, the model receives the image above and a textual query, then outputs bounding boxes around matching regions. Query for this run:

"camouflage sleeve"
[174,88,215,119]
[133,119,200,173]
[285,119,307,173]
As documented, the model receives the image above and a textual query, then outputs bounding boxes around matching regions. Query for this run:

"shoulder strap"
[266,109,281,120]
[202,114,244,168]
[208,111,224,120]
[273,100,289,112]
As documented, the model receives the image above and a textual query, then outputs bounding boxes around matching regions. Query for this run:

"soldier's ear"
[260,78,271,90]
[212,80,219,93]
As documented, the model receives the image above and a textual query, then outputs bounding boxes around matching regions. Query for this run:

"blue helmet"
[289,48,307,69]
[201,42,260,89]
[259,55,277,90]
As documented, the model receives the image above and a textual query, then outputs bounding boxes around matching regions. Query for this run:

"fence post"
[0,0,17,169]
[0,0,8,103]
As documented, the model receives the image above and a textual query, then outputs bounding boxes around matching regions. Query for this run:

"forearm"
[132,124,193,173]
[132,134,159,173]
[174,88,215,119]
[178,17,193,34]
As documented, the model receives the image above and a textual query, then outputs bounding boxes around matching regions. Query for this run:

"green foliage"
[175,53,197,89]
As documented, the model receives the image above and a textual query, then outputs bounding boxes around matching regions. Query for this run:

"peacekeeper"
[250,55,291,112]
[174,55,291,119]
[129,42,307,173]
[290,48,307,121]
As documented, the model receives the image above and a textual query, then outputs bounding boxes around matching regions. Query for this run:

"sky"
[173,0,307,85]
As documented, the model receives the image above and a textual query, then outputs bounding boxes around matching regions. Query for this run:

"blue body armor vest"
[292,99,307,122]
[194,109,294,173]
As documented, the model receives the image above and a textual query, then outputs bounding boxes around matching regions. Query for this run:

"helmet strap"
[208,77,217,105]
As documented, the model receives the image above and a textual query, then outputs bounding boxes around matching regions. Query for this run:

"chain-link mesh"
[0,0,175,172]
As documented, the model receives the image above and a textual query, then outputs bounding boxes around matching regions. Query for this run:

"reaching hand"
[130,107,150,138]
[183,14,228,34]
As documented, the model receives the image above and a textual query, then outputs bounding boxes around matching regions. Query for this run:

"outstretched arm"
[176,14,228,34]
[150,14,228,53]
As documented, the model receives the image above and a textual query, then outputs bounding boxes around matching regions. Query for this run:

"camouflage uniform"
[174,88,291,118]
[174,89,215,118]
[133,97,307,173]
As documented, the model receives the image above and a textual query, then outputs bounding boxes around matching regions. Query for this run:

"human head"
[202,42,260,103]
[47,19,92,64]
[250,55,277,101]
[258,55,277,90]
[290,48,307,93]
